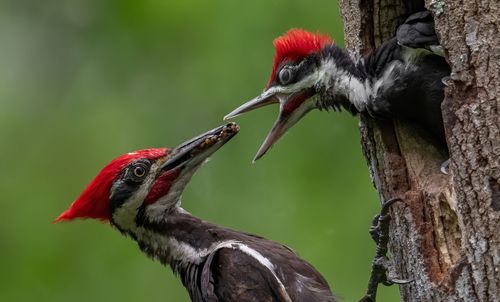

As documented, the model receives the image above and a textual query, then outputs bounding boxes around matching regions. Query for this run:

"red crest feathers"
[54,148,167,223]
[267,29,333,88]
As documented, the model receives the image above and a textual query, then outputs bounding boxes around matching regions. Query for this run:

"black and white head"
[55,123,240,232]
[224,29,362,161]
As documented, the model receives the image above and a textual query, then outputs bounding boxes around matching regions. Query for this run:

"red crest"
[54,148,167,222]
[267,29,332,88]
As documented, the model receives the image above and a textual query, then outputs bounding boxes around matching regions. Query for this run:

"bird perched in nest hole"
[225,11,450,162]
[224,10,450,301]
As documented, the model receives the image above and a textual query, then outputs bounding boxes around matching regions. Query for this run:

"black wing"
[200,247,291,302]
[397,11,443,55]
[361,10,450,144]
[365,10,443,78]
[200,244,336,302]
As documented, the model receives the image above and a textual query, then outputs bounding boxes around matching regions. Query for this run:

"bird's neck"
[316,45,372,114]
[116,207,234,274]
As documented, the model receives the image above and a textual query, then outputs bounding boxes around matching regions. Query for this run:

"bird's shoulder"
[198,238,335,302]
[396,10,440,51]
[199,243,291,302]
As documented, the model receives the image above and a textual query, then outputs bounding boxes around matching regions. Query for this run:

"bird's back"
[179,224,335,302]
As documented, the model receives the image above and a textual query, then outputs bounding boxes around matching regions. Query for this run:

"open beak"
[224,88,313,162]
[161,122,240,171]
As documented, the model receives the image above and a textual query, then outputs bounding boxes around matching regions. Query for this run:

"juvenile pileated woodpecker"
[225,11,450,161]
[225,11,449,301]
[55,123,335,302]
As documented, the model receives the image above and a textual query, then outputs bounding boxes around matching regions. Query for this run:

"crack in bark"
[489,177,500,211]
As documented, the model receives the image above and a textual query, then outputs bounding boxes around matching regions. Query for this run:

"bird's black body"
[361,39,450,146]
[128,211,335,302]
[57,124,335,302]
[317,17,450,146]
[396,11,441,51]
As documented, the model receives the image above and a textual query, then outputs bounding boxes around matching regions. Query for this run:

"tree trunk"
[338,0,499,301]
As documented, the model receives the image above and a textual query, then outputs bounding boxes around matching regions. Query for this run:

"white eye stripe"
[112,162,161,228]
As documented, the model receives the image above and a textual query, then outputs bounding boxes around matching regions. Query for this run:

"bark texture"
[338,0,499,301]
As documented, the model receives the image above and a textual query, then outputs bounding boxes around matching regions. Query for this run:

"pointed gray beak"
[161,123,239,171]
[224,89,314,161]
[224,89,279,120]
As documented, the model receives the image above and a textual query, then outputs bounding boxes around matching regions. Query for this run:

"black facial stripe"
[134,204,148,228]
[109,159,152,214]
[272,53,321,87]
[109,178,141,214]
[295,54,320,82]
[321,44,365,79]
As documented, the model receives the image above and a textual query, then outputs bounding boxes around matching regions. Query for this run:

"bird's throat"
[120,209,232,272]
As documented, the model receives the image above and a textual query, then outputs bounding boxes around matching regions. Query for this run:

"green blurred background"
[0,0,400,301]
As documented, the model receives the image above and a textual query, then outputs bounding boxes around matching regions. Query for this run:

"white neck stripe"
[133,226,292,301]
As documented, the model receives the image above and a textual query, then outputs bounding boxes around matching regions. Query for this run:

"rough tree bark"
[338,0,499,301]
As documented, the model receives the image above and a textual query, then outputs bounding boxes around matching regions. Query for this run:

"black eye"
[133,166,146,178]
[127,162,150,182]
[278,67,293,85]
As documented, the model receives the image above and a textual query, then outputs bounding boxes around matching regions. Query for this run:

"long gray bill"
[224,90,278,120]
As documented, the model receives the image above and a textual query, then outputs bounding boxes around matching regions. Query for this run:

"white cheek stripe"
[268,59,371,112]
[111,161,168,228]
[268,55,414,115]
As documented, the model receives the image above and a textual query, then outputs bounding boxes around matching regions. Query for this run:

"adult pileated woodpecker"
[55,123,335,302]
[225,11,450,161]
